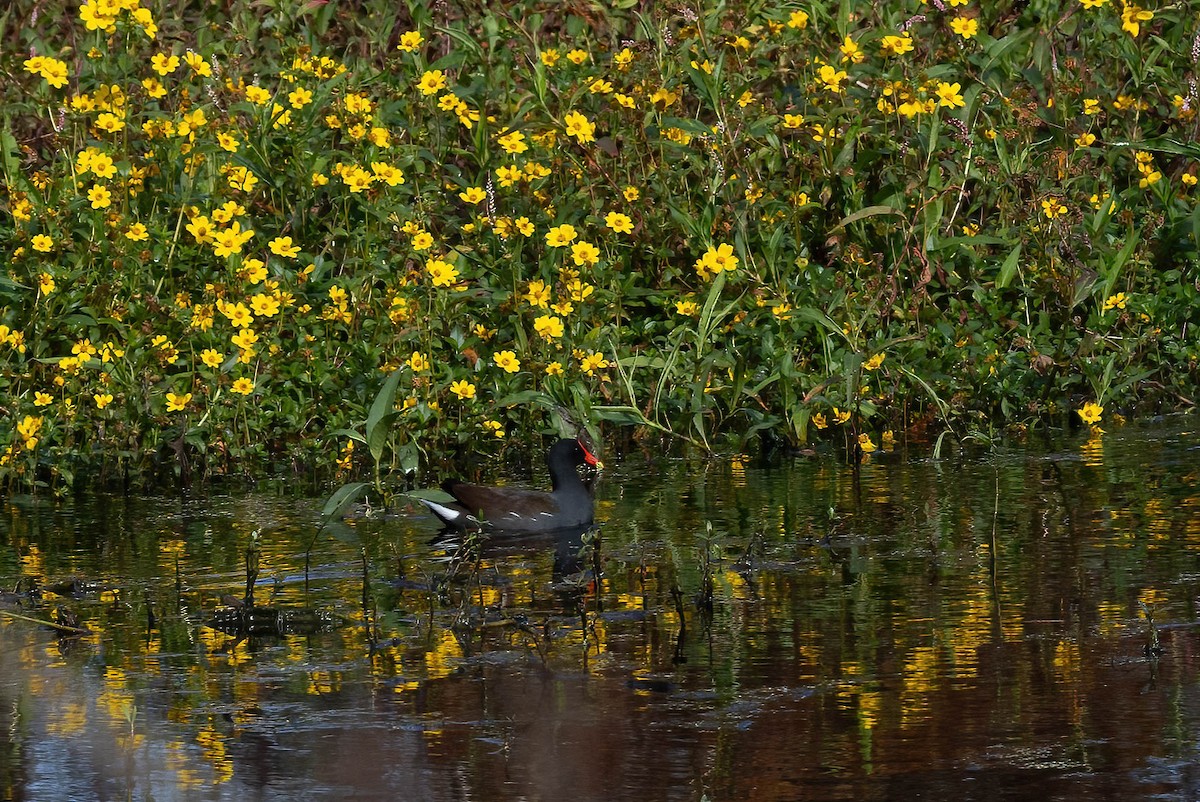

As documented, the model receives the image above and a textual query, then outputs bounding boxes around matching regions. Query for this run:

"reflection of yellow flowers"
[1077,401,1103,424]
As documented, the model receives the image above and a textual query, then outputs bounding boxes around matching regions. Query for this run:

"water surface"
[3,419,1200,800]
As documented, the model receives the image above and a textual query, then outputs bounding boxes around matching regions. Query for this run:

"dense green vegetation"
[3,0,1199,491]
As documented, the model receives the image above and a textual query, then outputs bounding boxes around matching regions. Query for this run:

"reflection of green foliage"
[3,0,1200,491]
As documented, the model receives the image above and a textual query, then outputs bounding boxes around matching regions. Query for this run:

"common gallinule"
[421,438,602,532]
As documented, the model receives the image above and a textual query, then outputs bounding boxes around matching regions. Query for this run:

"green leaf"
[320,481,371,522]
[365,368,404,461]
[832,205,904,231]
[996,243,1022,289]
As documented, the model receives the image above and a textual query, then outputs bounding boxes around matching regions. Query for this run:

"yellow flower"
[879,34,914,56]
[950,17,978,39]
[541,49,560,67]
[183,50,211,77]
[268,236,300,258]
[95,112,124,133]
[566,49,588,65]
[604,212,633,234]
[231,328,258,351]
[546,224,578,247]
[93,393,113,410]
[450,379,476,400]
[580,350,610,376]
[864,353,886,371]
[288,87,313,108]
[1075,132,1096,147]
[249,293,281,317]
[200,348,224,368]
[1102,292,1127,311]
[676,299,699,316]
[858,433,877,453]
[515,217,535,236]
[166,392,192,412]
[563,111,596,144]
[459,186,487,204]
[220,300,254,328]
[417,69,448,95]
[31,234,53,252]
[1041,198,1068,219]
[88,183,112,209]
[38,272,55,295]
[817,64,847,94]
[151,53,179,75]
[1077,401,1103,425]
[545,361,564,376]
[231,378,255,395]
[623,186,640,202]
[839,36,864,64]
[426,258,460,287]
[1121,3,1152,37]
[493,350,521,373]
[412,230,434,250]
[497,131,528,154]
[936,81,965,109]
[408,352,430,372]
[524,280,551,307]
[570,241,600,266]
[17,415,43,442]
[245,85,271,105]
[23,56,69,88]
[397,30,424,52]
[787,9,809,29]
[694,242,739,280]
[534,314,564,339]
[34,392,53,407]
[125,223,149,241]
[212,222,255,258]
[484,419,506,438]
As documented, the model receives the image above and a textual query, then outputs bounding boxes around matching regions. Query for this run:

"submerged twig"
[0,608,92,636]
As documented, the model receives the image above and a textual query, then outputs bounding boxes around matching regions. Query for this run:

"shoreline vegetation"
[3,0,1199,493]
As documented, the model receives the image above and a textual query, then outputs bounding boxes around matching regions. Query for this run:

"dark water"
[3,419,1200,801]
